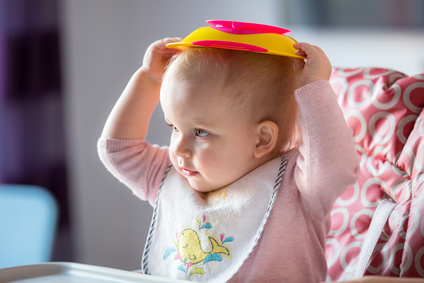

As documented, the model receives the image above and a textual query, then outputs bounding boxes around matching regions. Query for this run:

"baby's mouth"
[182,168,198,177]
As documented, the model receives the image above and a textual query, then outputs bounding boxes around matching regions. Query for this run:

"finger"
[294,42,314,59]
[295,42,315,57]
[296,42,327,61]
[293,43,304,56]
[151,37,182,57]
[295,49,307,57]
[161,37,183,45]
[151,37,181,49]
[294,42,311,50]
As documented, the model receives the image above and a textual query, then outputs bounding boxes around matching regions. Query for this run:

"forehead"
[160,72,257,136]
[160,73,229,116]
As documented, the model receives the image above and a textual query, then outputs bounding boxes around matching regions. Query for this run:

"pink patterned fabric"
[326,68,424,281]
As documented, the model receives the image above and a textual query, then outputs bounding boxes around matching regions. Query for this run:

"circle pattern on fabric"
[326,67,424,280]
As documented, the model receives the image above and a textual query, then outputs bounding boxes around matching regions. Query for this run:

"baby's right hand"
[141,37,182,84]
[292,42,332,88]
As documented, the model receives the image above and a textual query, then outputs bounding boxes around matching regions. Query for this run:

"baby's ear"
[254,121,279,159]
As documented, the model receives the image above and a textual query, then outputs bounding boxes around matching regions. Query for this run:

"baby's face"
[160,74,260,193]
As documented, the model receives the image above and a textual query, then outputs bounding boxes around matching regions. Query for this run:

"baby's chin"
[186,179,227,194]
[188,183,217,194]
[175,168,236,193]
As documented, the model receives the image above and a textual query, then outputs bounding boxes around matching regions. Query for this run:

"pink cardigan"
[98,80,360,282]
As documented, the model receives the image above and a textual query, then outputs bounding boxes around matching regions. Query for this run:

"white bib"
[142,155,287,282]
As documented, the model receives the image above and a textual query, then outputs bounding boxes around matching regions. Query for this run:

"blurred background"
[0,0,423,271]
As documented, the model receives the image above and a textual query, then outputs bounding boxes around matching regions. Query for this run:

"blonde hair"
[164,47,299,152]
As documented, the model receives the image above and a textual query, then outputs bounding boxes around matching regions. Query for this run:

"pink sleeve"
[97,138,171,206]
[294,80,360,218]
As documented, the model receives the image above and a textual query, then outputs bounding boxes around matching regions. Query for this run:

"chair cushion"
[326,68,424,281]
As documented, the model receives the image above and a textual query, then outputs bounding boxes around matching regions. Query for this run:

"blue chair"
[0,184,58,268]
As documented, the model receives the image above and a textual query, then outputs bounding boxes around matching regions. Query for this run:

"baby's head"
[160,47,298,192]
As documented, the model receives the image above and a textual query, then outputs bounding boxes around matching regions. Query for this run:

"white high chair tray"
[0,262,188,283]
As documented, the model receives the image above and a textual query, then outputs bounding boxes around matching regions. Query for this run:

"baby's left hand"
[292,42,332,88]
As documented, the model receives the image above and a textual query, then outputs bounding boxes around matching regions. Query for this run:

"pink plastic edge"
[206,20,291,35]
[192,40,268,52]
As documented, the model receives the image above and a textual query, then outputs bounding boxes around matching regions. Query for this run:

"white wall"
[293,28,424,76]
[60,0,283,270]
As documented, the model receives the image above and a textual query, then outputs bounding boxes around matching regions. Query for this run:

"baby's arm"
[98,38,179,204]
[292,43,360,218]
[101,38,180,140]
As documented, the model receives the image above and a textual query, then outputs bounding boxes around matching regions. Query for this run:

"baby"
[98,35,359,282]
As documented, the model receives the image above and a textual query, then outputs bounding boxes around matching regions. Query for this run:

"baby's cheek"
[205,157,233,180]
[168,151,178,168]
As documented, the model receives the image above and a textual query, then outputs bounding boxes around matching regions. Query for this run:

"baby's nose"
[173,136,191,158]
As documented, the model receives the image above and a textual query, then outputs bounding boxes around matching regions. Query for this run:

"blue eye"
[195,129,209,137]
[166,123,179,133]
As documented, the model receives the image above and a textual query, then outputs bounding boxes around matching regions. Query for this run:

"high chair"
[0,184,58,268]
[326,67,424,281]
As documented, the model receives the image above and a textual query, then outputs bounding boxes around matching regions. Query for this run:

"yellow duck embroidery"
[163,214,234,276]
